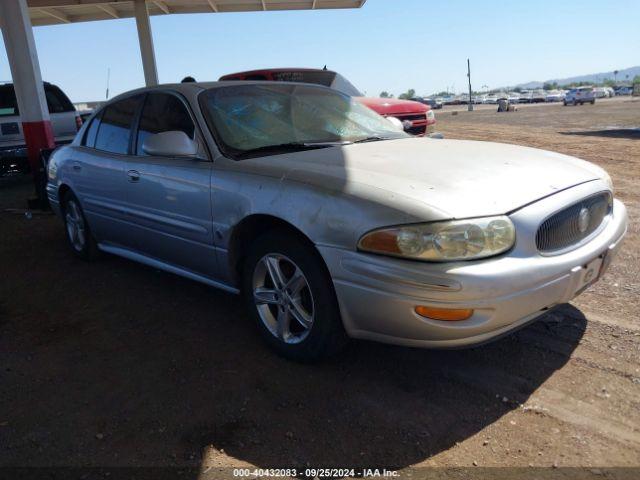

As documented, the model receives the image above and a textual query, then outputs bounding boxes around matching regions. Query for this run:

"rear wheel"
[242,230,347,362]
[62,191,98,260]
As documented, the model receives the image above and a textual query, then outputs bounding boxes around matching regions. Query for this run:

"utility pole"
[105,67,110,100]
[467,58,473,111]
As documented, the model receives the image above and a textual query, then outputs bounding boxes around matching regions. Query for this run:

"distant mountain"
[512,66,640,89]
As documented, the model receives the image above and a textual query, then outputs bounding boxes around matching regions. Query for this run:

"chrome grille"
[536,192,612,253]
[394,113,427,122]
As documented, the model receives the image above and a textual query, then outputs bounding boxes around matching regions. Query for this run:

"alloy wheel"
[252,253,315,344]
[65,200,86,252]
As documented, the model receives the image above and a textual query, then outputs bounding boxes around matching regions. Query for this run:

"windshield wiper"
[353,136,392,144]
[236,141,348,159]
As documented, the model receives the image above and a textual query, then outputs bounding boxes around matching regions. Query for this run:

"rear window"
[0,85,19,117]
[0,83,75,116]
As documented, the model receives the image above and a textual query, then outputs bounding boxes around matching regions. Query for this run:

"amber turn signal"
[414,306,474,321]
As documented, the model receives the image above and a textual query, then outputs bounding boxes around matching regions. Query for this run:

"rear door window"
[135,92,195,156]
[94,95,142,154]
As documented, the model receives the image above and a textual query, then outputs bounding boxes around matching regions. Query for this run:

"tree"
[379,91,392,98]
[398,88,416,100]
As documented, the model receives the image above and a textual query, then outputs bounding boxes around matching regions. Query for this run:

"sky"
[1,0,639,102]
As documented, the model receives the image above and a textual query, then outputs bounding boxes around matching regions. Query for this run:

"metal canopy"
[26,0,366,26]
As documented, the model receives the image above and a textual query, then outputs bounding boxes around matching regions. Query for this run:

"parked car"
[593,87,611,99]
[483,94,499,104]
[219,68,435,136]
[1,81,82,176]
[78,109,95,123]
[518,91,532,103]
[614,86,632,96]
[564,86,596,105]
[411,96,442,109]
[545,90,565,102]
[507,92,521,104]
[46,81,627,361]
[530,89,546,103]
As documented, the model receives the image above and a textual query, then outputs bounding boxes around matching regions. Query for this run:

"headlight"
[358,216,515,262]
[602,171,614,192]
[426,110,435,121]
[47,157,58,180]
[386,116,404,131]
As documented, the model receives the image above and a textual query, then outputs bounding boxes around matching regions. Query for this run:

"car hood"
[237,138,604,219]
[356,97,429,115]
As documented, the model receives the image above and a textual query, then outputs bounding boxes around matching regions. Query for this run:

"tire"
[62,190,98,261]
[563,101,567,106]
[242,229,348,362]
[591,100,595,105]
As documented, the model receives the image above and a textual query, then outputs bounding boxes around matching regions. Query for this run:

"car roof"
[103,80,337,104]
[220,68,337,78]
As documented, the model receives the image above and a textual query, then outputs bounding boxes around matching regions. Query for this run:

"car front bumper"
[318,184,628,349]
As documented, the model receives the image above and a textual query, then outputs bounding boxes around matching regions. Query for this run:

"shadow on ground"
[560,128,640,139]
[0,179,586,474]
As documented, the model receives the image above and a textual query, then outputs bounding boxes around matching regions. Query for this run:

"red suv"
[219,68,435,136]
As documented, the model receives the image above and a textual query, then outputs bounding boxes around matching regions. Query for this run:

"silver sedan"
[46,82,628,361]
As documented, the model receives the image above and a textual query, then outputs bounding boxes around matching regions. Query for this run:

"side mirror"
[142,131,199,157]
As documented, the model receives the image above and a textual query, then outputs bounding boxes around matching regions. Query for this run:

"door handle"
[127,170,140,182]
[72,162,82,171]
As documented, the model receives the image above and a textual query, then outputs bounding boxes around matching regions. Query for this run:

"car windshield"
[199,84,408,159]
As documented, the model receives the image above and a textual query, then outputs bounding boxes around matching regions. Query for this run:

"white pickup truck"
[1,81,81,176]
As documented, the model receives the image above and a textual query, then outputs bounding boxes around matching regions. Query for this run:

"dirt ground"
[1,96,639,479]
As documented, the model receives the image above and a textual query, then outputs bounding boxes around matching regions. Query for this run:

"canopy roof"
[26,0,366,26]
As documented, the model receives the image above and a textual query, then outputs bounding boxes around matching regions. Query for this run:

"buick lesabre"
[46,82,628,361]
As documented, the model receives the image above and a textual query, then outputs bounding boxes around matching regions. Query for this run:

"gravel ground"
[0,96,639,479]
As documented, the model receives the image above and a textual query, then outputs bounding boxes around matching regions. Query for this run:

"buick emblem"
[578,207,590,233]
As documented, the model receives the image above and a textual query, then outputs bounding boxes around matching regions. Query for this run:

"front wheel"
[242,230,347,362]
